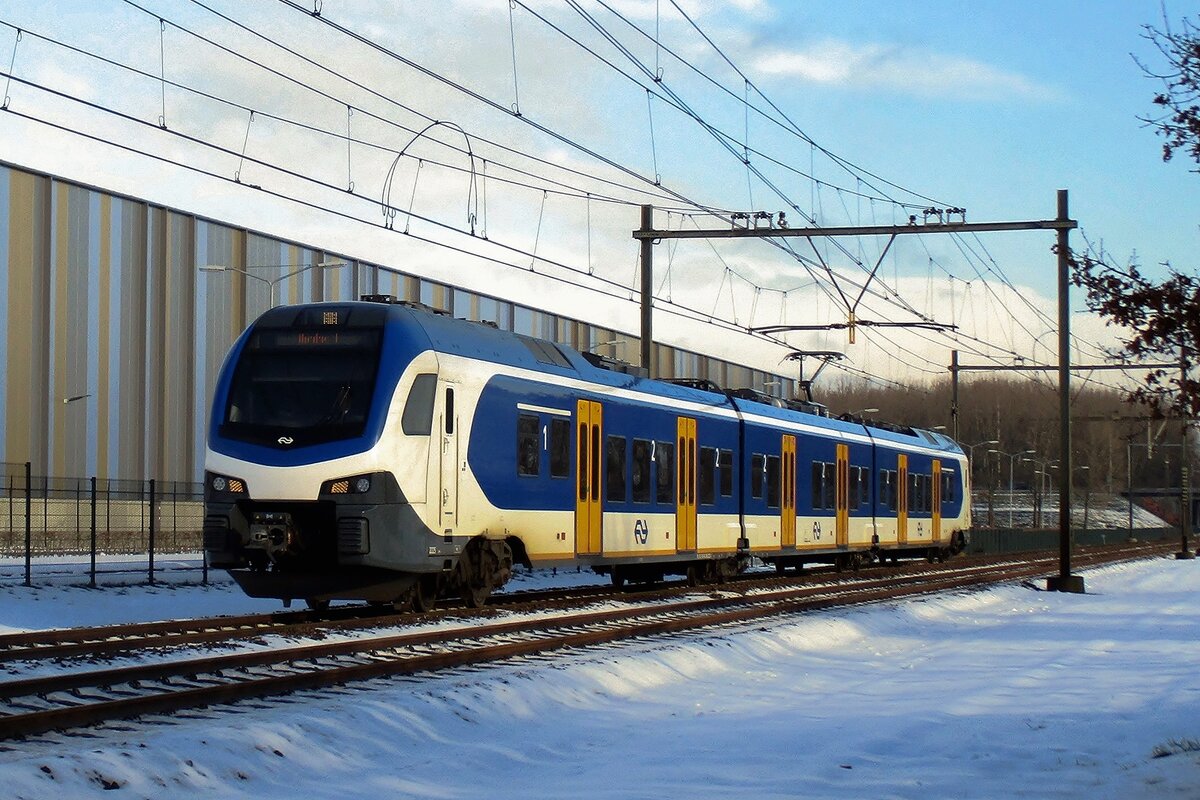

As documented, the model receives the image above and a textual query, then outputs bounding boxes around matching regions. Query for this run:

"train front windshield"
[220,325,383,448]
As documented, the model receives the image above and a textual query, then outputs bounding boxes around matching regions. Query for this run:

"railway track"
[0,583,620,664]
[0,541,1175,741]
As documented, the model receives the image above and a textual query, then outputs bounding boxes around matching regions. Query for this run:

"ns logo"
[633,519,649,545]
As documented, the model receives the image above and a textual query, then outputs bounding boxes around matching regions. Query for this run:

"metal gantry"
[633,192,1087,591]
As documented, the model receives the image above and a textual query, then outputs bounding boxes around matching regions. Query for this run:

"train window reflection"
[550,419,570,478]
[606,436,627,503]
[699,447,716,505]
[401,374,438,436]
[656,442,674,504]
[766,456,781,508]
[632,439,652,503]
[224,327,382,447]
[517,415,539,476]
[719,449,733,497]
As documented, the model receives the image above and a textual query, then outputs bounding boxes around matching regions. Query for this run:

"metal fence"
[967,526,1173,555]
[0,462,206,587]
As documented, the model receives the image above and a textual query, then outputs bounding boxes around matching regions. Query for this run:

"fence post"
[148,478,156,586]
[199,480,209,585]
[23,461,31,588]
[89,476,97,589]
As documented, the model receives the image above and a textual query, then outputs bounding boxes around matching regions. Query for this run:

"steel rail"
[0,542,1172,741]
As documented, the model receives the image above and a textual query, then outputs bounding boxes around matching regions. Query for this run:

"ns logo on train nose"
[634,519,649,545]
[277,436,295,446]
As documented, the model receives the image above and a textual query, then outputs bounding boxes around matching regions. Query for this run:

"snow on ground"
[1,558,1199,799]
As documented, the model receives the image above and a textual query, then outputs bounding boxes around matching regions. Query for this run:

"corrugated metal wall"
[0,161,796,482]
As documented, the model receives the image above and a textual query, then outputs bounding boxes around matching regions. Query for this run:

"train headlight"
[207,472,247,496]
[322,474,375,496]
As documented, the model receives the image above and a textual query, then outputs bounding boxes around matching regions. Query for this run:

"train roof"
[267,299,963,456]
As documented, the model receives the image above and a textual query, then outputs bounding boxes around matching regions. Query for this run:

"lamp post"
[964,440,1000,485]
[199,260,346,307]
[1024,456,1058,529]
[989,448,1036,527]
[1077,465,1091,530]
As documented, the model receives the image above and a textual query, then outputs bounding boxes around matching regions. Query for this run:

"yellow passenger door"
[676,417,697,552]
[575,400,602,555]
[836,443,849,547]
[781,435,796,548]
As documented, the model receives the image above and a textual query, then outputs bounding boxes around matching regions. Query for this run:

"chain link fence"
[0,462,206,587]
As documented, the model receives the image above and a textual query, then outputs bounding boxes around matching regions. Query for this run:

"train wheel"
[412,576,438,613]
[611,568,627,589]
[462,582,491,608]
[457,538,512,608]
[926,549,936,563]
[686,564,701,586]
[775,560,787,575]
[850,553,863,572]
[834,555,845,573]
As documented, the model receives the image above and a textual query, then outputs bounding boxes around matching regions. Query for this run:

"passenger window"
[606,436,627,503]
[445,388,455,434]
[718,449,733,497]
[578,423,588,500]
[699,447,716,505]
[751,454,764,499]
[517,414,539,476]
[632,439,652,503]
[822,463,836,510]
[811,462,823,509]
[549,419,570,478]
[401,373,437,435]
[655,441,674,504]
[766,455,781,508]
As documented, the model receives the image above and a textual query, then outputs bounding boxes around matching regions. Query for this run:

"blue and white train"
[203,297,971,610]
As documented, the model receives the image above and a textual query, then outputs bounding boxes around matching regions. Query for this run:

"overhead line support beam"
[632,218,1077,241]
[632,196,1083,593]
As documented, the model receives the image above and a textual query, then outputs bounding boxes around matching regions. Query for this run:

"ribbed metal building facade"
[0,161,793,482]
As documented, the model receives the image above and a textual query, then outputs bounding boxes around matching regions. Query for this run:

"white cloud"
[752,39,1059,101]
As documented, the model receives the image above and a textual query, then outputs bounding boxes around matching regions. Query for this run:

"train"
[203,296,971,611]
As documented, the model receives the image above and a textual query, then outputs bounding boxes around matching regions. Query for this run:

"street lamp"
[1077,465,1091,530]
[989,448,1037,527]
[963,439,1000,483]
[199,260,346,307]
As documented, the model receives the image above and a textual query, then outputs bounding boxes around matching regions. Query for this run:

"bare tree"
[1068,13,1200,418]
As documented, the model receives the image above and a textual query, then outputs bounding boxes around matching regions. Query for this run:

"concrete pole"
[639,205,654,377]
[950,349,959,442]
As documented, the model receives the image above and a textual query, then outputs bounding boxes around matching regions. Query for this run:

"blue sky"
[0,0,1194,384]
[677,1,1198,281]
